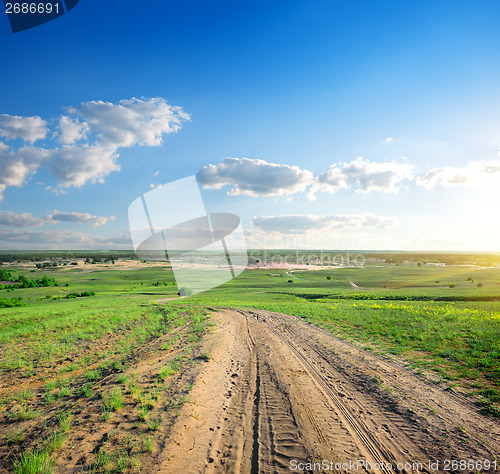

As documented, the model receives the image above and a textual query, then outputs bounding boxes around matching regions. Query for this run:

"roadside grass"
[3,427,26,445]
[0,284,210,472]
[101,387,124,411]
[245,299,500,412]
[9,405,39,422]
[158,361,179,381]
[13,449,53,474]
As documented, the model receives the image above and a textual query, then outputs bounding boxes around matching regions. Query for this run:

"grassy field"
[0,255,499,471]
[0,260,212,472]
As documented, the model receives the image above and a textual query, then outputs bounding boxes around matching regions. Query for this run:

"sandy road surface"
[148,309,499,473]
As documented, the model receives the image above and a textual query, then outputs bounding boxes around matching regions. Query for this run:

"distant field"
[0,254,499,471]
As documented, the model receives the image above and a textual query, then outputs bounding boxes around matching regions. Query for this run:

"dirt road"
[148,309,500,473]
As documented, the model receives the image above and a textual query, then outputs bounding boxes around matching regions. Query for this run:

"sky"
[1,0,500,251]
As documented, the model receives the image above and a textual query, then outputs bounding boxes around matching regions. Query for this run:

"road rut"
[150,309,500,473]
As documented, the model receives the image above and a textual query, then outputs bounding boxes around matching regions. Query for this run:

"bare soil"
[149,309,499,473]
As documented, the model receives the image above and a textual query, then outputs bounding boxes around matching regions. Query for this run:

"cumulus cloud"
[0,114,48,143]
[416,160,500,189]
[197,157,313,197]
[46,145,120,187]
[56,116,90,144]
[0,97,189,197]
[0,142,51,200]
[0,210,45,227]
[384,137,394,143]
[47,210,114,227]
[309,157,414,199]
[68,97,190,148]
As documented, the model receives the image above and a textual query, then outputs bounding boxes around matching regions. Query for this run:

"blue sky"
[1,0,500,250]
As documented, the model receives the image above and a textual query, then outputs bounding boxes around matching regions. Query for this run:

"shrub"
[0,297,24,308]
[65,291,95,299]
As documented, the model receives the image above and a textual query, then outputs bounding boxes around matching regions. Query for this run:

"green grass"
[56,413,71,432]
[16,390,34,403]
[138,405,150,422]
[148,416,162,431]
[9,406,39,422]
[101,387,124,411]
[158,362,179,381]
[3,428,26,445]
[44,431,66,454]
[96,448,112,469]
[140,434,154,452]
[13,450,53,474]
[243,299,499,377]
[116,374,128,384]
[85,370,101,382]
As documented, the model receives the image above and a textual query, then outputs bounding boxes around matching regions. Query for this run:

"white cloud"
[309,157,414,199]
[197,157,314,197]
[56,116,90,144]
[384,137,394,143]
[0,97,189,197]
[44,185,68,195]
[47,210,113,227]
[416,160,500,189]
[46,145,120,187]
[0,114,48,143]
[0,142,51,200]
[0,210,45,227]
[69,97,190,148]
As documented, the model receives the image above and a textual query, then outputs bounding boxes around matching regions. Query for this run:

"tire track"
[157,308,499,473]
[244,310,419,472]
